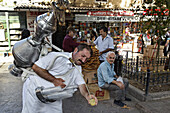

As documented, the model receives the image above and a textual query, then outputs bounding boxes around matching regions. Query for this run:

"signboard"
[26,11,43,35]
[87,11,134,16]
[75,14,140,22]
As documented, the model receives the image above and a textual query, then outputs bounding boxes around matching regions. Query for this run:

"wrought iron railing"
[121,55,170,95]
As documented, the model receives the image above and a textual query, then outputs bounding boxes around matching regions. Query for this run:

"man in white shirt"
[22,44,98,113]
[94,26,114,63]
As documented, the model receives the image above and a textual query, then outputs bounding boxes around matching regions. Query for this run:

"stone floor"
[0,54,170,113]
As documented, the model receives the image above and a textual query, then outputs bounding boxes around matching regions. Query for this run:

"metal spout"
[33,11,57,43]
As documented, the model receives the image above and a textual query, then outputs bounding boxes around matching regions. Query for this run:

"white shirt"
[22,52,85,113]
[34,52,85,88]
[94,35,114,61]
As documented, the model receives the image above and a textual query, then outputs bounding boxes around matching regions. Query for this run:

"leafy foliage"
[140,0,169,39]
[132,0,169,69]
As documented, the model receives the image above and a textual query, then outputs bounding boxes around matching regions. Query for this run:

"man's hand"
[165,41,169,47]
[116,81,124,89]
[79,84,98,106]
[115,75,118,78]
[112,80,124,90]
[32,64,66,88]
[99,52,103,56]
[87,94,98,106]
[52,78,66,88]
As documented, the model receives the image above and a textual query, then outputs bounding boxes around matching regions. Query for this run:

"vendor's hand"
[52,78,66,88]
[165,43,168,47]
[115,75,118,78]
[116,81,124,90]
[99,52,103,56]
[87,94,98,106]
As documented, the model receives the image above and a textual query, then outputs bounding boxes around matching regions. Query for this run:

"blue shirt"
[97,61,117,87]
[94,35,114,61]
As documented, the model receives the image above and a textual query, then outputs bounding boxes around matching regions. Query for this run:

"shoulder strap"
[46,53,70,70]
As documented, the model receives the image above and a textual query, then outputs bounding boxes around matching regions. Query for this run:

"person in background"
[164,30,170,70]
[97,51,131,107]
[165,38,170,56]
[22,44,98,113]
[21,29,30,40]
[62,26,80,52]
[93,26,114,63]
[125,26,130,38]
[164,30,170,56]
[90,29,98,42]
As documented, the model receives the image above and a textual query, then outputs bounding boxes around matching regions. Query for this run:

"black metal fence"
[121,55,170,95]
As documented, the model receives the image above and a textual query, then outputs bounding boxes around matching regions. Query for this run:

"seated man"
[97,51,131,107]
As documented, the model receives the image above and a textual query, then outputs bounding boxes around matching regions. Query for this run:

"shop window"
[0,12,26,42]
[0,13,7,41]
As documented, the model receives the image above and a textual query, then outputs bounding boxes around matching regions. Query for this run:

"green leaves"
[140,0,169,38]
